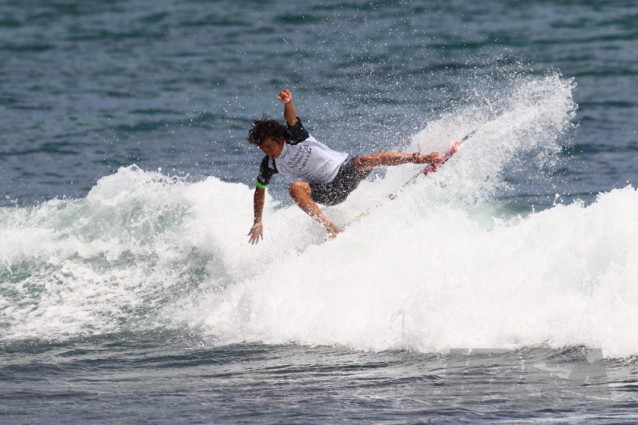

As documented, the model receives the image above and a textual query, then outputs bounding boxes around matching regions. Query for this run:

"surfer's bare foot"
[412,152,441,164]
[326,223,341,240]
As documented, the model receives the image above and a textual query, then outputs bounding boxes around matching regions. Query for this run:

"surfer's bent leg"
[289,181,340,238]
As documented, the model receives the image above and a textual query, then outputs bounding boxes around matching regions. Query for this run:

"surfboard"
[345,129,476,226]
[392,129,475,196]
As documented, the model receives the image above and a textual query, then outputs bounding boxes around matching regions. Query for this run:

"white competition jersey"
[275,135,348,184]
[256,119,348,186]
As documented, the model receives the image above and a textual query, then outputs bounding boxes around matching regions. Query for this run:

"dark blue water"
[1,1,638,423]
[2,0,636,206]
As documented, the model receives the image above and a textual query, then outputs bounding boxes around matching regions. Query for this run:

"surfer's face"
[259,137,284,158]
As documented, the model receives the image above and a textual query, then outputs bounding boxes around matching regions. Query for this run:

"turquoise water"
[1,1,638,423]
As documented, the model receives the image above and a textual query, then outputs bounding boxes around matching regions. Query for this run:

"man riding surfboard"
[247,89,440,243]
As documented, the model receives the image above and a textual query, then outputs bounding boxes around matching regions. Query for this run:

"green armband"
[255,181,268,189]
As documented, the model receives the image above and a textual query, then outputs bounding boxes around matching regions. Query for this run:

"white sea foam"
[175,185,638,358]
[3,74,637,357]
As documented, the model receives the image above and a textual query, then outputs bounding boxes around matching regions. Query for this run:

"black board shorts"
[310,157,371,206]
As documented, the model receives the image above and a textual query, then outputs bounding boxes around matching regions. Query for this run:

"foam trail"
[0,165,324,340]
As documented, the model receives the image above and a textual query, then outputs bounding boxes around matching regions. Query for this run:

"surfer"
[247,89,440,244]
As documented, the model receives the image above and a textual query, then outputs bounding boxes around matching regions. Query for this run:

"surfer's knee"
[289,181,311,199]
[354,155,373,172]
[354,152,406,171]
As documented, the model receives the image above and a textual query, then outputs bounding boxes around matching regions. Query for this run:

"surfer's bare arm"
[278,89,298,126]
[248,187,266,245]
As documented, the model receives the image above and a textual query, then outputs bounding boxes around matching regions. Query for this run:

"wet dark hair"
[247,116,286,146]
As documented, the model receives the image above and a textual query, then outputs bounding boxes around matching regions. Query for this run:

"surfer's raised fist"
[278,89,293,104]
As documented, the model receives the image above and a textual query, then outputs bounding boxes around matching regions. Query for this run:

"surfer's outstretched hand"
[248,222,264,245]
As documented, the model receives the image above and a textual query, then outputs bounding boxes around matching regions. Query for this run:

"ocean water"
[1,0,638,423]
